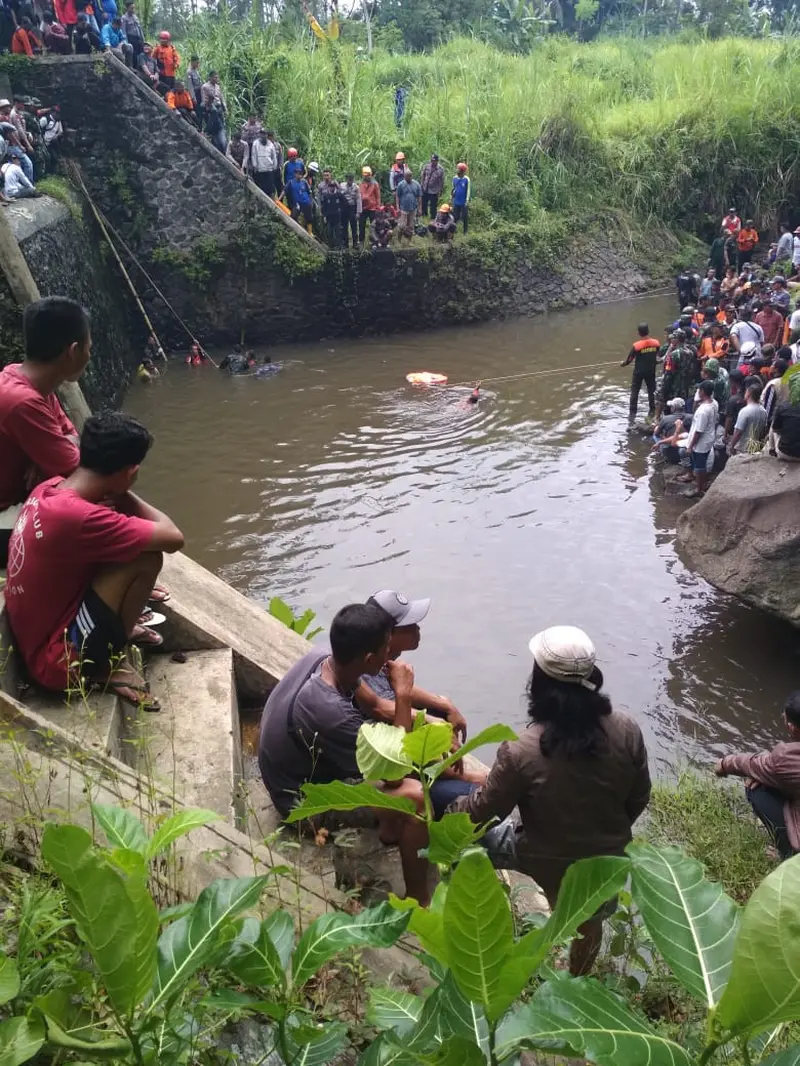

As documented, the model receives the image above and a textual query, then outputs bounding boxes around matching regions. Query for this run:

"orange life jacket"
[633,337,660,354]
[737,228,758,251]
[167,89,194,111]
[153,43,180,77]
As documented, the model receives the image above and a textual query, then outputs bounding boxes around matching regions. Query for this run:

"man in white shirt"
[2,161,37,200]
[730,309,765,363]
[685,380,717,498]
[248,129,278,197]
[789,305,800,345]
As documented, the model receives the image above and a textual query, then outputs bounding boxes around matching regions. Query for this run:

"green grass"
[644,770,775,904]
[180,21,800,239]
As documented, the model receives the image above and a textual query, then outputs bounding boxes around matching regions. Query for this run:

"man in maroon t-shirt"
[5,413,184,711]
[0,297,89,567]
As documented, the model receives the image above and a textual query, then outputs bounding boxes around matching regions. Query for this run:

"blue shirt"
[396,178,421,213]
[452,175,471,207]
[100,22,126,46]
[284,159,304,183]
[287,177,311,206]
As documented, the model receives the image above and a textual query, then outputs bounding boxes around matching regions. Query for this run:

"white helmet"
[308,161,320,173]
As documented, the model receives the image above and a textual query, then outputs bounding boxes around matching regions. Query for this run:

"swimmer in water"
[255,352,282,377]
[466,381,481,405]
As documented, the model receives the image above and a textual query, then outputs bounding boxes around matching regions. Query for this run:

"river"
[124,295,799,768]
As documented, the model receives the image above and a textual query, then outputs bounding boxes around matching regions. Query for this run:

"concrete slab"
[18,687,122,760]
[159,552,310,702]
[124,647,239,820]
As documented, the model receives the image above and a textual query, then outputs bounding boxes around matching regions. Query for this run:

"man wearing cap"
[450,625,650,976]
[621,322,660,425]
[771,276,791,317]
[419,153,445,219]
[359,590,468,741]
[652,397,690,465]
[721,207,741,238]
[259,602,439,904]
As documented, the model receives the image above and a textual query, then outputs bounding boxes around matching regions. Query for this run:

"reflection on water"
[125,297,800,767]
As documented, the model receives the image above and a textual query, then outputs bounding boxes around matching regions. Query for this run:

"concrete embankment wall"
[5,56,670,366]
[0,197,138,409]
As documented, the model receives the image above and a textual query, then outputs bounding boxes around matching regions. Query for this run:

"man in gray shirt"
[395,168,421,243]
[729,383,767,455]
[258,602,431,902]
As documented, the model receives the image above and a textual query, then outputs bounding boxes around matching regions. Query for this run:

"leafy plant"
[268,596,324,640]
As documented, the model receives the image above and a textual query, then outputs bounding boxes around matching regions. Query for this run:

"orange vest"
[153,44,180,77]
[167,89,194,111]
[738,227,758,251]
[633,337,660,354]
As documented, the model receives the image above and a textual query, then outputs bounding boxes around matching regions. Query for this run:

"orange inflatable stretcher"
[406,372,449,386]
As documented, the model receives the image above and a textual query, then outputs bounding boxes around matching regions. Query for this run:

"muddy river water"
[124,295,800,768]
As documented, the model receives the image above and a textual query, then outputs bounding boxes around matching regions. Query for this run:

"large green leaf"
[425,813,486,867]
[359,1035,419,1066]
[228,916,286,991]
[443,848,513,1020]
[357,722,415,781]
[629,842,738,1008]
[760,1049,800,1066]
[496,976,694,1065]
[389,896,448,962]
[145,809,222,860]
[493,854,630,1019]
[438,972,490,1056]
[106,849,159,1008]
[367,988,425,1034]
[150,876,268,1011]
[717,856,800,1037]
[263,909,294,967]
[292,902,411,989]
[284,1017,349,1066]
[402,723,453,767]
[284,781,417,823]
[427,1038,486,1066]
[91,804,148,855]
[0,1016,45,1066]
[0,955,19,1006]
[41,824,140,1017]
[427,725,517,781]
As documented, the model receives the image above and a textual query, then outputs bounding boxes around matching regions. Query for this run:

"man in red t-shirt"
[4,413,184,711]
[0,297,89,568]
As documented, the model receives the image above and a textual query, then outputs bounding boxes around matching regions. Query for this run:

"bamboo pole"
[0,206,91,429]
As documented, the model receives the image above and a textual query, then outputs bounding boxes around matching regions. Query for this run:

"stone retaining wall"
[6,55,670,363]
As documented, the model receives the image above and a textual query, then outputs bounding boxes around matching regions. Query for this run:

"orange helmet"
[395,151,405,162]
[456,161,467,171]
[288,147,298,158]
[158,30,170,39]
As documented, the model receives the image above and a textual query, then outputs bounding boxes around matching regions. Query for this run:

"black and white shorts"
[66,588,128,677]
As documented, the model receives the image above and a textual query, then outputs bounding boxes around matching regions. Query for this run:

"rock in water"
[677,453,800,625]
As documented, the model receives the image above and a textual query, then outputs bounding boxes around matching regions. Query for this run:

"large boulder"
[677,453,800,626]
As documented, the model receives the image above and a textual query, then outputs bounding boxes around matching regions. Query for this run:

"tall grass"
[181,20,800,232]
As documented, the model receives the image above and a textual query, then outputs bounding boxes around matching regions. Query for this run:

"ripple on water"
[124,299,800,765]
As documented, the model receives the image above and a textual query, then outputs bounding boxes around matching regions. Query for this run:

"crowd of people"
[4,289,800,978]
[0,6,475,248]
[624,210,800,498]
[0,94,62,201]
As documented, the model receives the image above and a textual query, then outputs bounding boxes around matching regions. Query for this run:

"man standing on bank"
[621,322,660,425]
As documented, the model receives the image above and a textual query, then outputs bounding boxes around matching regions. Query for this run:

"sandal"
[149,584,170,603]
[130,624,164,648]
[107,678,161,713]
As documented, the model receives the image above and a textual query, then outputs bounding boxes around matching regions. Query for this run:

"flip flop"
[107,678,161,713]
[149,584,170,603]
[130,624,164,648]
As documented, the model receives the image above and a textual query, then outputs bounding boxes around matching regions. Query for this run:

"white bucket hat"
[529,626,598,690]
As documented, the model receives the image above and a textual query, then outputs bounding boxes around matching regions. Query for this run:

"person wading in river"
[622,322,660,426]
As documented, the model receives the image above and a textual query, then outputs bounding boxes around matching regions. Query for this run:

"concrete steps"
[19,687,123,760]
[121,648,242,821]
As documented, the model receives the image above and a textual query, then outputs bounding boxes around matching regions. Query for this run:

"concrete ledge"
[5,196,70,243]
[159,551,310,702]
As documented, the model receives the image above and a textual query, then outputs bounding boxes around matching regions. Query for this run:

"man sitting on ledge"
[0,298,86,570]
[4,413,184,713]
[259,603,436,903]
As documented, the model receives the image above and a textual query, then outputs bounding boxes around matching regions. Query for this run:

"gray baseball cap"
[368,590,431,627]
